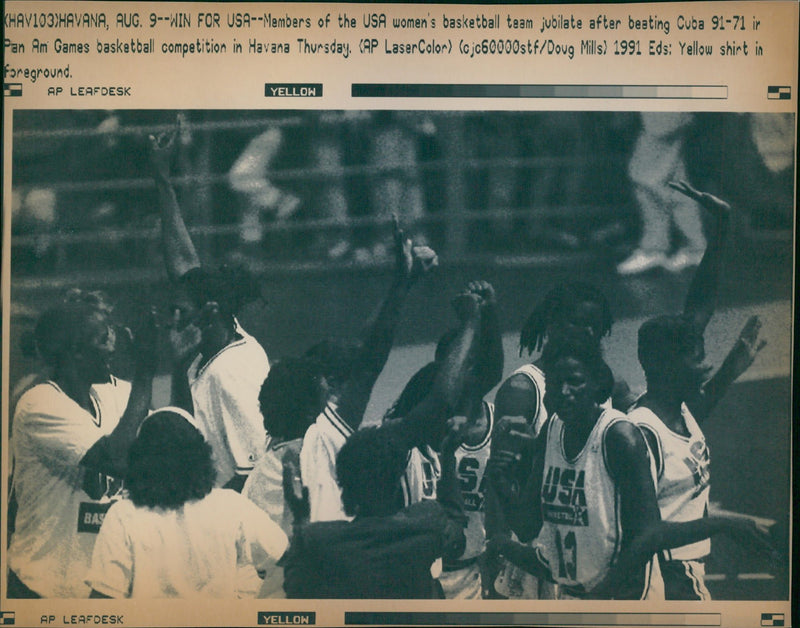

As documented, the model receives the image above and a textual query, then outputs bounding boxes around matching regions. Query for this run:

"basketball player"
[487,329,774,599]
[299,217,438,522]
[484,281,613,598]
[149,122,270,491]
[8,292,158,598]
[282,292,481,598]
[383,281,502,598]
[629,181,768,599]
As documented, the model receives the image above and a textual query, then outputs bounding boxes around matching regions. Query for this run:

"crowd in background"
[11,111,794,274]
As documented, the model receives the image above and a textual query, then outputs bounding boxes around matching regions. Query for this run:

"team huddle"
[7,126,776,601]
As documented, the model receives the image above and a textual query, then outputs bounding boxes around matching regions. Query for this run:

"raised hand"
[131,306,161,373]
[467,279,496,307]
[148,119,180,182]
[166,306,202,363]
[724,315,767,378]
[393,215,438,284]
[668,180,731,222]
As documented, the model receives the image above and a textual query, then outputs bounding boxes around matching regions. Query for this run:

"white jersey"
[300,401,353,522]
[9,378,130,597]
[243,438,303,539]
[510,363,548,437]
[533,409,663,599]
[439,402,494,599]
[630,403,711,560]
[188,322,270,487]
[86,489,288,598]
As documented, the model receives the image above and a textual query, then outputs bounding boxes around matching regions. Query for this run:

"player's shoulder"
[495,370,542,418]
[603,414,649,462]
[13,381,67,422]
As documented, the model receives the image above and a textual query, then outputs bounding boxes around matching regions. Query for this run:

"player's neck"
[53,369,95,413]
[640,390,685,431]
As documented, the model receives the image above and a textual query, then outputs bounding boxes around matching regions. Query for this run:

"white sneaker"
[663,248,704,272]
[616,249,668,275]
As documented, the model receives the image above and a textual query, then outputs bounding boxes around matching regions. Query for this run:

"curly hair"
[519,282,612,356]
[259,356,327,441]
[336,426,408,517]
[126,409,216,510]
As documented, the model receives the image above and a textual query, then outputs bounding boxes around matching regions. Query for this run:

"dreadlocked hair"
[519,282,612,356]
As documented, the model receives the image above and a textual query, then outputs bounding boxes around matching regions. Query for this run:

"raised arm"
[670,181,732,334]
[380,292,481,450]
[336,218,437,429]
[468,281,504,393]
[689,315,767,420]
[81,308,160,478]
[149,119,201,282]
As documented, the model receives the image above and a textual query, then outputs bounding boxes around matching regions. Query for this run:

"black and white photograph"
[5,109,793,604]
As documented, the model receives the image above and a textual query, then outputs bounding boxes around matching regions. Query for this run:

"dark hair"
[259,357,327,440]
[126,410,216,509]
[336,426,408,517]
[383,361,438,423]
[182,265,262,323]
[638,315,703,380]
[303,339,362,388]
[34,290,114,367]
[541,330,614,403]
[519,282,613,356]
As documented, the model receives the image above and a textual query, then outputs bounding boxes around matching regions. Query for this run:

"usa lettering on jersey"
[457,456,487,511]
[683,440,710,498]
[541,466,588,526]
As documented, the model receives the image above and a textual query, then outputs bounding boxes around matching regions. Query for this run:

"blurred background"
[7,109,795,600]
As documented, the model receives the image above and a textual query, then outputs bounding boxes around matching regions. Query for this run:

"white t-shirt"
[243,438,303,539]
[533,409,663,599]
[300,402,353,522]
[9,378,130,598]
[188,323,270,487]
[630,403,711,561]
[86,489,288,598]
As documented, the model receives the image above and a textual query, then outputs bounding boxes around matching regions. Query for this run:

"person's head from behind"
[181,265,262,353]
[302,338,362,393]
[541,330,614,428]
[638,315,711,395]
[259,357,329,441]
[126,407,216,509]
[337,426,408,518]
[520,282,612,357]
[35,290,117,384]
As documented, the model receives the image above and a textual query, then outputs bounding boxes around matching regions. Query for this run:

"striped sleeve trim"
[322,403,353,440]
